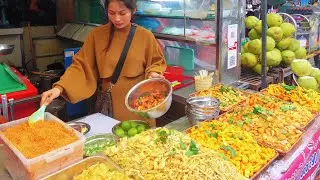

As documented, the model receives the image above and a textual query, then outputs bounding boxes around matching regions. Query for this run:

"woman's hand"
[40,87,62,106]
[148,72,164,79]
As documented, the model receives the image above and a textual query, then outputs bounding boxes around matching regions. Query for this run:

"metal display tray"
[42,156,122,180]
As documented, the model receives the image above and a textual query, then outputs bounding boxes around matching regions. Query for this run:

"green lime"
[137,124,146,133]
[130,121,138,128]
[121,121,131,131]
[128,128,138,137]
[115,128,125,137]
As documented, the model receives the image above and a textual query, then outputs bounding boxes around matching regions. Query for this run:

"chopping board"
[76,113,120,137]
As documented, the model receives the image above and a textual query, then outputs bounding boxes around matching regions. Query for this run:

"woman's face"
[108,1,135,29]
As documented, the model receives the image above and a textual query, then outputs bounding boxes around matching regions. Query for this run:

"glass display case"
[133,0,244,84]
[56,0,244,84]
[291,14,319,53]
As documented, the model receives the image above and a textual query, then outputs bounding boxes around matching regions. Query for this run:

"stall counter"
[73,113,120,137]
[1,113,319,179]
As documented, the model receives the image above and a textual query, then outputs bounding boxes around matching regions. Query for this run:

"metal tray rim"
[42,156,122,180]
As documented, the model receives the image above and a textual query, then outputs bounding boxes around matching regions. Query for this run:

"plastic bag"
[179,0,210,19]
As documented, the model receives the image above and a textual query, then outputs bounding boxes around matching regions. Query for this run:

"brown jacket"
[54,23,166,125]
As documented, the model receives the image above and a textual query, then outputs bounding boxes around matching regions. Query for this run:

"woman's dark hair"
[105,0,137,51]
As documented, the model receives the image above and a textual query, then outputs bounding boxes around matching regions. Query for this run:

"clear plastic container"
[0,112,85,180]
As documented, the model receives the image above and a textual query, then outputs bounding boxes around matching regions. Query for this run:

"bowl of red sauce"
[125,78,172,119]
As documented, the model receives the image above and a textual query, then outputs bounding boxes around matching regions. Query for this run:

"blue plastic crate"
[64,48,88,117]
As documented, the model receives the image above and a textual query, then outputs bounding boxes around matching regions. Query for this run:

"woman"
[41,0,166,125]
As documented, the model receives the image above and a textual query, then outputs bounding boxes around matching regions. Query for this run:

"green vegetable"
[205,130,218,138]
[253,106,263,114]
[221,102,228,107]
[219,153,228,160]
[84,140,116,156]
[219,86,230,93]
[237,121,244,127]
[169,129,175,135]
[168,148,177,156]
[210,133,218,138]
[179,141,187,150]
[253,106,273,119]
[242,113,249,117]
[261,96,273,103]
[219,86,239,96]
[156,130,169,144]
[185,140,199,157]
[221,145,237,158]
[244,118,253,124]
[281,83,296,91]
[228,118,235,124]
[280,104,296,112]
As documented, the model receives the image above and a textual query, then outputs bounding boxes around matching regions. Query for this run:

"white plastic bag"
[179,0,211,19]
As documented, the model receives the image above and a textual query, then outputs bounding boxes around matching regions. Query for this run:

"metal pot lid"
[0,44,15,56]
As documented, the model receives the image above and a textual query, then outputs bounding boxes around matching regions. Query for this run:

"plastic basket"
[165,66,183,75]
[0,113,85,180]
[195,77,213,92]
[165,46,194,71]
[0,63,26,94]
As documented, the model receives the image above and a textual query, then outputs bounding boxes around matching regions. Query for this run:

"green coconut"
[267,13,283,27]
[291,59,312,77]
[297,76,319,91]
[245,16,260,29]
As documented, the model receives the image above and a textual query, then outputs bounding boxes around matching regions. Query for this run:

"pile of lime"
[114,121,149,138]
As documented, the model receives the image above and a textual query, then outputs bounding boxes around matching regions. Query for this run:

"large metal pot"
[125,78,172,119]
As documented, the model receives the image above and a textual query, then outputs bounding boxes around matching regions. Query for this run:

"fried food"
[104,128,246,180]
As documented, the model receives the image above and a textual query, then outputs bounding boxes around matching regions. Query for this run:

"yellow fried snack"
[187,121,276,178]
[73,163,130,180]
[2,121,78,159]
[245,93,315,129]
[262,84,320,113]
[216,104,304,153]
[191,84,248,111]
[104,128,246,180]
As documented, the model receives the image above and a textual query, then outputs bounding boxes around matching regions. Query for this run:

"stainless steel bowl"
[0,44,14,56]
[185,96,220,126]
[86,133,119,145]
[112,120,151,136]
[186,110,219,126]
[84,133,119,157]
[186,96,220,108]
[125,78,172,119]
[186,96,220,114]
[186,106,220,116]
[67,122,91,135]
